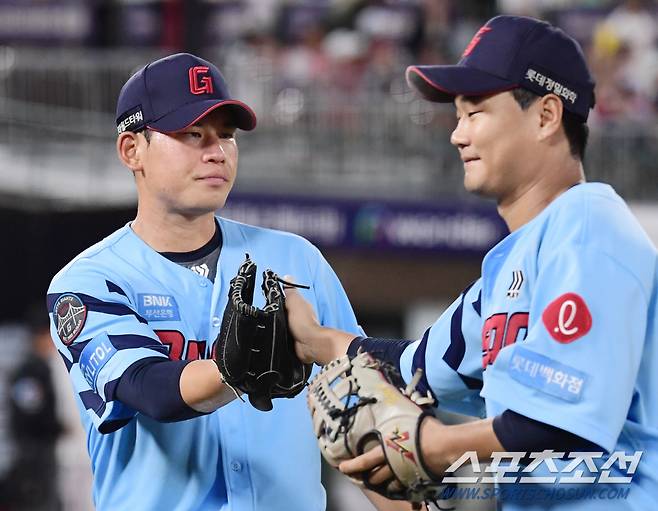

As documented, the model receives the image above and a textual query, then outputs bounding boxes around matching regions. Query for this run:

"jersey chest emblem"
[53,293,87,345]
[137,294,181,321]
[542,293,592,343]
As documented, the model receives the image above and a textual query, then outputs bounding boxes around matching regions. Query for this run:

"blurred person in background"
[590,0,658,123]
[4,304,63,511]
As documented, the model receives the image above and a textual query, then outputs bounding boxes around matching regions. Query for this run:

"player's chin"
[184,194,230,214]
[463,173,484,195]
[198,184,233,207]
[463,169,493,197]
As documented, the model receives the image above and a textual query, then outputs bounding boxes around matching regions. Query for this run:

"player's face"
[451,92,538,201]
[137,108,239,216]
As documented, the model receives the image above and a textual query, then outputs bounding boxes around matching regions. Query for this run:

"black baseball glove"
[215,254,312,411]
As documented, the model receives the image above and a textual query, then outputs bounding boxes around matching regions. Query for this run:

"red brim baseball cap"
[151,99,256,133]
[406,65,515,103]
[406,15,596,120]
[116,53,257,135]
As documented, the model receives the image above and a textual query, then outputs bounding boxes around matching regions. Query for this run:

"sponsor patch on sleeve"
[508,346,587,402]
[53,293,88,345]
[542,292,592,343]
[79,333,118,391]
[137,294,180,321]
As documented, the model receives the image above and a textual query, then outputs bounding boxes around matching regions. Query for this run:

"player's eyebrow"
[455,95,487,108]
[454,95,489,117]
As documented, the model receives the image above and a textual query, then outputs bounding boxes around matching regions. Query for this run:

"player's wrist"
[317,328,356,365]
[419,416,451,477]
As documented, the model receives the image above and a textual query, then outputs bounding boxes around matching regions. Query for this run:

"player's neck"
[498,158,585,232]
[131,207,217,253]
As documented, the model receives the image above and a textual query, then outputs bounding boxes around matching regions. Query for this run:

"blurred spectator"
[497,0,613,17]
[323,28,370,91]
[3,305,62,511]
[589,0,658,123]
[599,1,658,99]
[279,22,330,88]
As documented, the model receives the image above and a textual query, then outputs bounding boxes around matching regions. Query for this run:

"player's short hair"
[140,128,152,144]
[511,88,589,161]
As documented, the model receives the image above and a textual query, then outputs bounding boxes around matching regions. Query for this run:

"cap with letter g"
[406,15,596,120]
[116,52,256,135]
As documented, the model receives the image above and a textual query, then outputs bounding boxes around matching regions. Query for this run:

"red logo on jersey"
[154,330,207,361]
[462,26,492,57]
[188,66,214,95]
[482,312,529,367]
[542,293,592,343]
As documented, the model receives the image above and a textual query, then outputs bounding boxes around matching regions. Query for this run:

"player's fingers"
[281,274,297,290]
[367,464,393,485]
[283,276,318,320]
[339,446,386,475]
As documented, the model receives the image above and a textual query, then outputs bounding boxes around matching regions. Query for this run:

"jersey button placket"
[230,461,242,472]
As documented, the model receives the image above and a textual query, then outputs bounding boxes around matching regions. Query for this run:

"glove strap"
[277,277,310,290]
[213,358,245,403]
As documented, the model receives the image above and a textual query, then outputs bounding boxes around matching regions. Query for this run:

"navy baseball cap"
[116,53,256,135]
[406,16,596,120]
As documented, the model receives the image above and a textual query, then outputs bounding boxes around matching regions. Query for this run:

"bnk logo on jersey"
[138,294,180,322]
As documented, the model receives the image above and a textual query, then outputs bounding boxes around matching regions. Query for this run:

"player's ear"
[116,132,145,173]
[536,94,563,141]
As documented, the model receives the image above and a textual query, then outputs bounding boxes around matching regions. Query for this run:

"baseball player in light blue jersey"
[46,53,405,511]
[285,16,658,510]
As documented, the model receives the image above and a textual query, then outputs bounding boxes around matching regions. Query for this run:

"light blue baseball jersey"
[47,216,363,511]
[400,183,658,509]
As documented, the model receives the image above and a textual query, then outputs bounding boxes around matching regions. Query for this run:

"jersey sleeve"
[47,264,169,434]
[399,279,486,418]
[481,245,647,452]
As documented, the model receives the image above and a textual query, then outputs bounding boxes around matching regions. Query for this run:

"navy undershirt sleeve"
[347,337,413,374]
[493,409,604,453]
[115,357,207,422]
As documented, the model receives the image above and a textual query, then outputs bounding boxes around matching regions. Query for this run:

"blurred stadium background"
[0,0,656,510]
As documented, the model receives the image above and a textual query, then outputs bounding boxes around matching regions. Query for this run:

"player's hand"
[339,445,394,485]
[282,275,326,364]
[283,275,355,365]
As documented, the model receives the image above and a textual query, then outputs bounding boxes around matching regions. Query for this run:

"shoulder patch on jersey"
[137,294,180,322]
[53,293,88,345]
[542,292,592,343]
[509,346,587,402]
